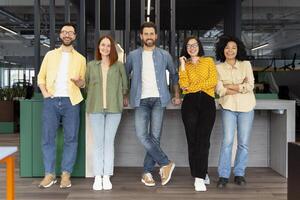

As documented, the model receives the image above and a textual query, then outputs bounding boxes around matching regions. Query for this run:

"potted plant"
[0,87,26,133]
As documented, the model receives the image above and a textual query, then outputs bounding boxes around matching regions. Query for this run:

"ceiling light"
[146,0,151,22]
[0,25,17,35]
[251,43,269,51]
[42,43,50,48]
[147,0,151,15]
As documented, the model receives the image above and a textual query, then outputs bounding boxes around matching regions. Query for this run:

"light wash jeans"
[89,112,121,176]
[218,108,254,178]
[135,98,169,173]
[42,97,80,174]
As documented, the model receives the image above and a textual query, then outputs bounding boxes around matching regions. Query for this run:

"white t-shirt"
[141,50,159,99]
[54,52,70,97]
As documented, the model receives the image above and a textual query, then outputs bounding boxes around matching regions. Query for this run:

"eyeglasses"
[186,43,199,49]
[60,30,75,36]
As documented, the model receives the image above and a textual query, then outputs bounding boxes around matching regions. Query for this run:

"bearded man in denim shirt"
[125,22,181,187]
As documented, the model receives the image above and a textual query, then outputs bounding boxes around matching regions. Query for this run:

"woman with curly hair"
[215,35,256,188]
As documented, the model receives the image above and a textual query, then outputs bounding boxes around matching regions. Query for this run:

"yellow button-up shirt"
[37,47,86,105]
[216,60,256,112]
[179,56,217,98]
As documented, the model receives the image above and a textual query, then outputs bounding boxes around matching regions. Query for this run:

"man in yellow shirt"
[37,23,86,189]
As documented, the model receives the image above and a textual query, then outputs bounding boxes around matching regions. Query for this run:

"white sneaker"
[204,174,210,185]
[103,175,112,190]
[93,176,102,191]
[194,178,207,192]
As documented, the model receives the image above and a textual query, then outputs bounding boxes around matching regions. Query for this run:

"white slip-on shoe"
[103,175,112,190]
[93,175,102,191]
[194,178,207,192]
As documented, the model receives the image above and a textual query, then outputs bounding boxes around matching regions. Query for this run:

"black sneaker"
[234,176,246,185]
[216,177,228,188]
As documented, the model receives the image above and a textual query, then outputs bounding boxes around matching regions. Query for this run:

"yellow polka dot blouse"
[179,56,218,98]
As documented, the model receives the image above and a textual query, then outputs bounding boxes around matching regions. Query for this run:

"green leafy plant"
[0,87,26,101]
[13,86,26,100]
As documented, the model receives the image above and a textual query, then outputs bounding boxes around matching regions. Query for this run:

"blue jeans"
[89,112,121,176]
[218,109,254,178]
[42,97,80,175]
[135,98,169,173]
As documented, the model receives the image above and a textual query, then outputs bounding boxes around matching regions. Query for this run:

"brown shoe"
[141,173,155,186]
[159,161,175,185]
[38,174,57,188]
[60,171,72,188]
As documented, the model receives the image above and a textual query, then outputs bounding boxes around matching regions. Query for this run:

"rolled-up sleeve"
[216,80,227,97]
[37,53,49,85]
[84,62,91,92]
[125,53,132,78]
[216,65,227,97]
[166,53,179,85]
[119,63,129,95]
[238,61,255,94]
[79,57,86,88]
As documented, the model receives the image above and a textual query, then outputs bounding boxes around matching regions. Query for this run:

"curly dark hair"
[215,35,247,62]
[180,36,204,59]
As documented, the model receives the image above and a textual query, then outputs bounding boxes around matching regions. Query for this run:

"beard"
[61,37,74,47]
[143,39,155,47]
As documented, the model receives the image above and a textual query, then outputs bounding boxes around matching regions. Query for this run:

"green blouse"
[85,60,128,113]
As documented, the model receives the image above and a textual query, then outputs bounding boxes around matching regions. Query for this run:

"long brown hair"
[95,35,118,66]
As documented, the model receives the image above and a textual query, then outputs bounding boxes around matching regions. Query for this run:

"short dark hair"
[59,22,77,34]
[215,35,247,62]
[95,35,118,66]
[180,36,205,58]
[140,22,157,34]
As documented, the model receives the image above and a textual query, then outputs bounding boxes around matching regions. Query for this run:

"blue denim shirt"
[125,47,179,107]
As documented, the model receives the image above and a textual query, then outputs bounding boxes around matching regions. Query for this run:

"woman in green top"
[85,35,128,191]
